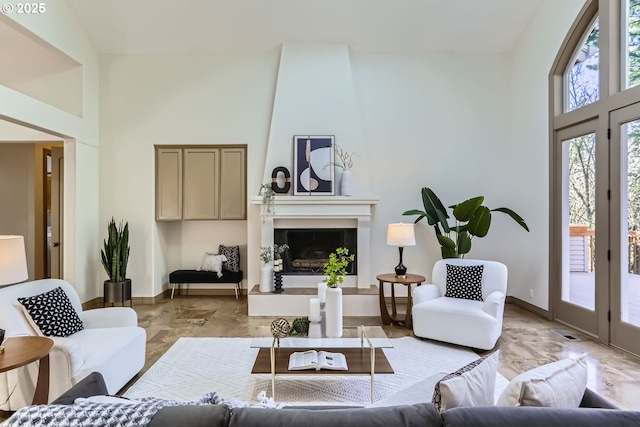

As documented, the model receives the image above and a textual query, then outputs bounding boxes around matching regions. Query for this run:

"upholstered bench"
[169,270,244,299]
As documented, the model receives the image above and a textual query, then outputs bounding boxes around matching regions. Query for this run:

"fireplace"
[274,228,357,275]
[251,195,379,288]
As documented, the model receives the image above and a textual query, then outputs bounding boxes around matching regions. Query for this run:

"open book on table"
[288,350,348,371]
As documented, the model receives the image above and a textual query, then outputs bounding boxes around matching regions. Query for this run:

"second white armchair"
[412,259,508,350]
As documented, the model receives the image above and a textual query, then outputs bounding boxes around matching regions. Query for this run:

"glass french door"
[555,120,606,337]
[610,103,640,355]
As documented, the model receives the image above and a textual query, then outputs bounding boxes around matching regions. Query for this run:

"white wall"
[508,0,587,309]
[99,53,279,297]
[0,144,35,279]
[352,52,517,282]
[0,7,100,301]
[97,3,586,308]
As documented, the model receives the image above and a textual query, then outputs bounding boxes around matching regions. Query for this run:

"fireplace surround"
[252,195,379,288]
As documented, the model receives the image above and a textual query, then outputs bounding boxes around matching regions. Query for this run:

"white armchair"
[0,279,146,410]
[412,259,508,350]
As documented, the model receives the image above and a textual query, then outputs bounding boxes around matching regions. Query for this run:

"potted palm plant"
[322,247,355,338]
[403,187,529,259]
[101,218,131,306]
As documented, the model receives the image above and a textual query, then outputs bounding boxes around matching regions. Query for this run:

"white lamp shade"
[387,223,416,247]
[0,235,28,286]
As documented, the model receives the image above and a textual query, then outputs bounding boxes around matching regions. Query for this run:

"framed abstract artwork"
[293,135,335,195]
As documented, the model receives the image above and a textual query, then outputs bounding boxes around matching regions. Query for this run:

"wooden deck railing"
[570,225,640,274]
[631,231,640,274]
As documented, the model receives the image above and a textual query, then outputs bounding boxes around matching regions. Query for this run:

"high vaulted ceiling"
[65,0,546,54]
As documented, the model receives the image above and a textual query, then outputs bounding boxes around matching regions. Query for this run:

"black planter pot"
[103,279,132,307]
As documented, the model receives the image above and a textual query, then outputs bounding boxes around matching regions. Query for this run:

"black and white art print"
[293,135,335,195]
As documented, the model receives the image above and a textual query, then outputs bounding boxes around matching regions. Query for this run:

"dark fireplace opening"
[274,228,357,275]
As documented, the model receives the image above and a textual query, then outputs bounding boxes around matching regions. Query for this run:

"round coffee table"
[0,336,53,404]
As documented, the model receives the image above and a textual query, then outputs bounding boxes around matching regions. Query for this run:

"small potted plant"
[322,247,355,288]
[101,218,131,306]
[258,183,275,222]
[259,244,289,293]
[322,247,355,338]
[259,246,274,293]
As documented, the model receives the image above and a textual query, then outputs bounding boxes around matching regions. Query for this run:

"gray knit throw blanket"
[3,392,222,427]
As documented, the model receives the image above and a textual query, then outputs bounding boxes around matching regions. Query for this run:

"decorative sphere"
[270,318,291,338]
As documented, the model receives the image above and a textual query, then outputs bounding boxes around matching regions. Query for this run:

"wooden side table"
[0,336,54,404]
[377,273,425,329]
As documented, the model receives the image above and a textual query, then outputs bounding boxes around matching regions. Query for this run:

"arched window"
[550,0,640,356]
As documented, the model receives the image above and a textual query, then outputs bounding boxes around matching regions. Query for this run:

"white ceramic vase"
[340,170,352,196]
[325,287,343,338]
[259,263,273,293]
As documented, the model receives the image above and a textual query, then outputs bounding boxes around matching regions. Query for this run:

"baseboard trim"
[82,288,244,309]
[506,296,550,320]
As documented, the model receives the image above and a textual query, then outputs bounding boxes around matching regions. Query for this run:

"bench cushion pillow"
[219,245,241,272]
[198,253,226,277]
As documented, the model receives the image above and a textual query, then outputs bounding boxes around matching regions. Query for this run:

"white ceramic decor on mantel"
[259,263,273,292]
[340,170,352,196]
[325,287,343,338]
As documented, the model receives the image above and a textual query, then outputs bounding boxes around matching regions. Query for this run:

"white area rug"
[124,337,508,406]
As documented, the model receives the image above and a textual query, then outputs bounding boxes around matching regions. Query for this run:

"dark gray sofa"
[47,373,639,427]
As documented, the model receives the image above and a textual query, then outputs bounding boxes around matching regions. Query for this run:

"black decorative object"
[395,247,407,277]
[274,271,283,293]
[271,167,291,194]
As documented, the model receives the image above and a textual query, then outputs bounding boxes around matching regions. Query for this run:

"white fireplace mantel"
[251,195,380,288]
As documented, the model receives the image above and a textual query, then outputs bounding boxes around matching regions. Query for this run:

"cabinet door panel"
[220,147,246,220]
[183,148,219,219]
[156,148,183,221]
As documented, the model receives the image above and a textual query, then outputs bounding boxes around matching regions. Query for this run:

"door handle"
[52,242,60,247]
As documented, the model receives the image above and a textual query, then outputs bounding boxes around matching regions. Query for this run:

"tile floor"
[2,296,640,422]
[130,296,640,410]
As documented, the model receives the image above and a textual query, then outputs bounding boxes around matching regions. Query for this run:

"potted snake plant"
[101,218,131,306]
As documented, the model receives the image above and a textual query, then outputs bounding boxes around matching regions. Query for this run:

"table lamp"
[0,235,28,286]
[0,235,27,354]
[387,223,415,278]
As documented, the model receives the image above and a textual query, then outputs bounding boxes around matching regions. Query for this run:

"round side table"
[0,336,54,404]
[377,273,425,329]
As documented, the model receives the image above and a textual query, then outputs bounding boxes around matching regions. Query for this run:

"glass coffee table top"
[250,325,393,349]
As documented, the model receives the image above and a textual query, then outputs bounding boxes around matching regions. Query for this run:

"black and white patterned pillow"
[444,264,484,301]
[18,287,84,337]
[218,245,240,272]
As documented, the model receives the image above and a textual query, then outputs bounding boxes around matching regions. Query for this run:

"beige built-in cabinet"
[155,145,246,221]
